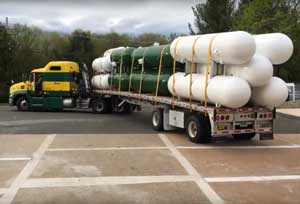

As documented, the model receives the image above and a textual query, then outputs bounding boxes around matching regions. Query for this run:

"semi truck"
[9,60,274,143]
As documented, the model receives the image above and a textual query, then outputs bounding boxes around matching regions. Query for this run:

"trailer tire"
[92,98,109,114]
[233,133,256,140]
[186,114,211,143]
[152,108,164,131]
[16,97,30,111]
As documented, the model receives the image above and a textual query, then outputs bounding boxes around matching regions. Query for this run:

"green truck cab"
[9,61,91,111]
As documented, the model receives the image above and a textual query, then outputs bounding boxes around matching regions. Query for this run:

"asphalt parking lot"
[0,105,300,204]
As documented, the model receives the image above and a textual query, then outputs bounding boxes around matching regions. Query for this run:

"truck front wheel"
[152,108,164,131]
[186,114,211,143]
[92,98,109,114]
[16,97,29,111]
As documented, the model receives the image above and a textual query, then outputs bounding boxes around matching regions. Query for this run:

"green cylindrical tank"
[109,73,130,91]
[107,44,184,96]
[128,70,171,96]
[133,45,184,70]
[111,47,135,66]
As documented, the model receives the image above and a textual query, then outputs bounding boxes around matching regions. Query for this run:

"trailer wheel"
[186,114,211,143]
[16,97,29,111]
[92,98,108,114]
[152,108,164,131]
[233,133,256,140]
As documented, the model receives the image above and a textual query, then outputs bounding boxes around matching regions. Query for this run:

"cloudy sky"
[0,0,204,35]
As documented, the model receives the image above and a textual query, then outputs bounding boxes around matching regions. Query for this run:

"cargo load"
[91,31,293,109]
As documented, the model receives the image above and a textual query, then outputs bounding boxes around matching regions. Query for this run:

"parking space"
[0,133,299,204]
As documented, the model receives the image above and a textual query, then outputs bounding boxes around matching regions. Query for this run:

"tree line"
[1,0,300,102]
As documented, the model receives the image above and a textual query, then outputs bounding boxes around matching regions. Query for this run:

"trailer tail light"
[257,112,273,120]
[215,114,233,122]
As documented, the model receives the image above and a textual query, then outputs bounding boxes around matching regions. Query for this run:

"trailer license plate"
[239,122,248,127]
[217,124,226,130]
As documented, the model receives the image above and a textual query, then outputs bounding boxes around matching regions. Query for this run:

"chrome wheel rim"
[20,99,28,110]
[152,111,160,127]
[188,121,197,138]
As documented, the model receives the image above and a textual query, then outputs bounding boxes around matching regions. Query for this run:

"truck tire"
[92,98,109,114]
[233,133,256,140]
[16,97,30,111]
[185,114,211,143]
[152,108,164,131]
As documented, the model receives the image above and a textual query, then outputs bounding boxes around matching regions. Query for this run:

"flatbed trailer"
[92,89,274,143]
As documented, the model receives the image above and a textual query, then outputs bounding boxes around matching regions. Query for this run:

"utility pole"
[5,17,8,27]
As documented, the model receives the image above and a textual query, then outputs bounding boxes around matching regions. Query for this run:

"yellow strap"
[189,35,202,111]
[155,46,168,105]
[204,34,218,111]
[109,52,115,91]
[128,49,137,92]
[139,48,147,95]
[171,37,181,108]
[118,49,125,93]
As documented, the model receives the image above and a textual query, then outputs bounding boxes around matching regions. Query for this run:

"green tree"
[233,0,300,82]
[67,29,95,67]
[0,23,15,82]
[188,0,235,34]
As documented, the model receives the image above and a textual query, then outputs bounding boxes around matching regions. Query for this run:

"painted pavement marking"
[158,134,224,204]
[0,157,31,161]
[47,146,168,152]
[22,175,197,188]
[176,145,300,149]
[205,175,300,183]
[0,134,56,204]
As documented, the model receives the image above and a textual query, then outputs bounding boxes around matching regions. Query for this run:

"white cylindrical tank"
[254,33,294,65]
[191,74,207,101]
[92,58,103,73]
[91,75,102,89]
[170,31,256,65]
[104,47,125,57]
[101,55,113,72]
[92,56,112,73]
[100,74,110,90]
[174,74,203,99]
[167,72,185,95]
[207,76,251,108]
[225,55,273,87]
[91,74,110,90]
[251,77,288,107]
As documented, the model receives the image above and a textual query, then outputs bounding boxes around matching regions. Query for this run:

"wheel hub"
[20,100,28,110]
[152,111,160,127]
[188,121,197,138]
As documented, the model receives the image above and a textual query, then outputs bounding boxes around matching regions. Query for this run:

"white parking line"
[0,157,31,161]
[205,175,300,183]
[20,174,300,189]
[176,145,300,149]
[0,134,56,204]
[47,146,168,151]
[0,188,7,194]
[22,175,197,188]
[158,134,224,204]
